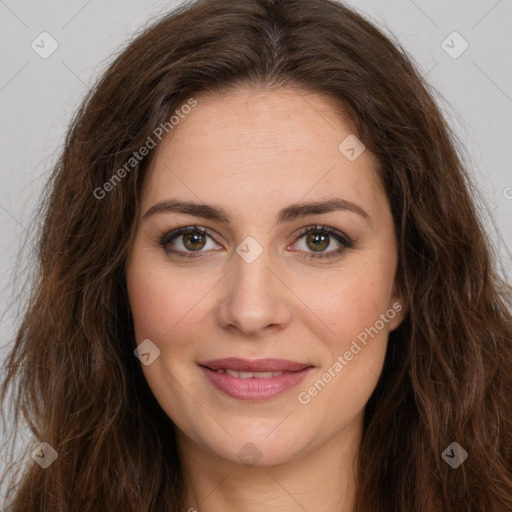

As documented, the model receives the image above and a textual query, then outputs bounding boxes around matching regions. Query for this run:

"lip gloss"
[199,366,313,401]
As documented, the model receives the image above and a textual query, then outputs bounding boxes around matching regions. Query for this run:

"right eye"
[159,225,222,259]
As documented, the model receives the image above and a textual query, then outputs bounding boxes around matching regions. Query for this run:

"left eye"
[159,224,353,260]
[290,225,353,260]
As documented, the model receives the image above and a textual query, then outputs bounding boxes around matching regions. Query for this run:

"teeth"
[216,369,284,378]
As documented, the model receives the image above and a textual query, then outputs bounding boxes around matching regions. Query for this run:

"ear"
[388,281,407,332]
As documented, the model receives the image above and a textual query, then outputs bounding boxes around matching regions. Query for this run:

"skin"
[125,87,405,512]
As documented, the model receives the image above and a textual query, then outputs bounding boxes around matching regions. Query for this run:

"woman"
[1,0,511,510]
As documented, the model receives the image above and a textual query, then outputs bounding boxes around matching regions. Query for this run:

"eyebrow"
[143,197,371,225]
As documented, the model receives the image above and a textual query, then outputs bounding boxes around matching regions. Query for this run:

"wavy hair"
[1,0,511,510]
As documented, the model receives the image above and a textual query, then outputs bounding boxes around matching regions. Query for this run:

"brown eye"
[182,231,207,251]
[160,226,221,258]
[305,231,330,252]
[292,225,354,260]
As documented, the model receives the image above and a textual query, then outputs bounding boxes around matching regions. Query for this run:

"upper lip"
[198,357,312,372]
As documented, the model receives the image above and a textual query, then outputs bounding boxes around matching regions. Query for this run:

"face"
[126,87,404,467]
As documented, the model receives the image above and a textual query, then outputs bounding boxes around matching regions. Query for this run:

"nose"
[215,246,291,337]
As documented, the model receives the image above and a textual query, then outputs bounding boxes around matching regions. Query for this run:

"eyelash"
[158,224,354,261]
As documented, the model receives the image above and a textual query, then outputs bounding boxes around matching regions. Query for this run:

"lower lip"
[199,366,313,401]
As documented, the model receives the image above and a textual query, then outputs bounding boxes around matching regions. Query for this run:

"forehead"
[157,87,359,153]
[141,88,385,220]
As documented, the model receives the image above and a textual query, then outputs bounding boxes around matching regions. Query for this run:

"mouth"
[204,368,290,378]
[197,357,314,401]
[198,357,312,373]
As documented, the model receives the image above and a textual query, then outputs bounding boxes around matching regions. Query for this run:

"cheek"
[304,256,396,345]
[294,266,394,421]
[126,255,196,343]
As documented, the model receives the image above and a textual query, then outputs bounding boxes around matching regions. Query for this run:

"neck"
[176,412,362,512]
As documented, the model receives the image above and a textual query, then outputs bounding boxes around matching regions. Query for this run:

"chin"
[199,424,312,468]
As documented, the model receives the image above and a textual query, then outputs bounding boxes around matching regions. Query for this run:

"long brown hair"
[2,0,511,510]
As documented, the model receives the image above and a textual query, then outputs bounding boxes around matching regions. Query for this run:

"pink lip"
[198,358,314,401]
[198,357,311,372]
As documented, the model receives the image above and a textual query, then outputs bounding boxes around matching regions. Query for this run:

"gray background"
[0,0,511,492]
